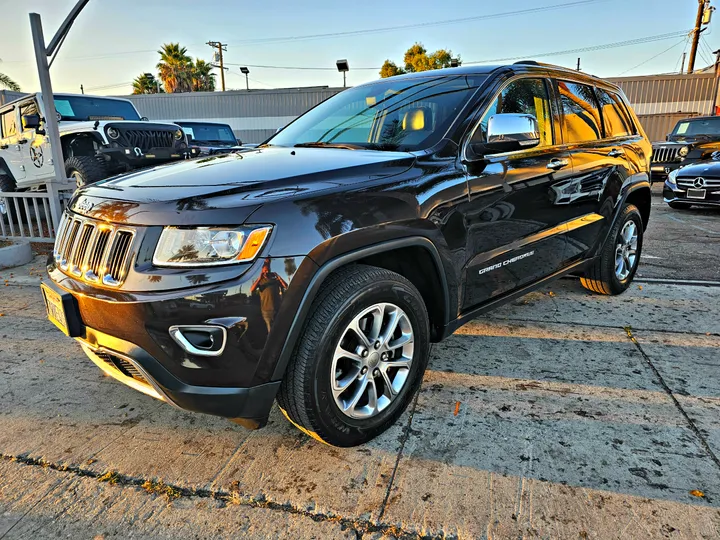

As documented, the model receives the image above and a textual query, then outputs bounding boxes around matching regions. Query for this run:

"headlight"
[667,169,679,186]
[174,129,184,141]
[107,127,120,140]
[153,225,272,267]
[679,146,690,157]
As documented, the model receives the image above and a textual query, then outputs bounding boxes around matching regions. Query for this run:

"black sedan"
[664,159,720,209]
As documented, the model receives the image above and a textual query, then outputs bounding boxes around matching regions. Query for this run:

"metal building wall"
[606,73,718,141]
[121,87,345,144]
[0,90,29,106]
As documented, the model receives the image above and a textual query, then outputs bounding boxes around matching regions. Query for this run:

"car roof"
[1,92,133,109]
[174,120,232,126]
[358,61,620,91]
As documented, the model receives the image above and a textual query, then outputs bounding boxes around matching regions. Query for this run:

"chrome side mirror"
[470,113,541,157]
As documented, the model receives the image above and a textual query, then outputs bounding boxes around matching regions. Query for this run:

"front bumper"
[99,145,199,166]
[44,254,315,426]
[650,162,680,182]
[663,181,720,207]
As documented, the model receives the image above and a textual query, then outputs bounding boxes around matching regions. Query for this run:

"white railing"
[0,186,73,243]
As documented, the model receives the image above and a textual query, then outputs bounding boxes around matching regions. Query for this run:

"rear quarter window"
[557,81,602,144]
[595,88,634,138]
[1,108,18,138]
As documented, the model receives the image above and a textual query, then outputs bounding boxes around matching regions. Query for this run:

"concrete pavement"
[1,251,720,538]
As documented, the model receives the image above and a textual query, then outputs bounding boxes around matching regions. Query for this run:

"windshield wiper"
[294,142,364,150]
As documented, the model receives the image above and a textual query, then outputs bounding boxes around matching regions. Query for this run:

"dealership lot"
[1,191,719,539]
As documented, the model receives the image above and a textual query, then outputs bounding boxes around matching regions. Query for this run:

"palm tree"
[156,43,192,93]
[191,59,216,92]
[0,72,21,92]
[132,73,162,94]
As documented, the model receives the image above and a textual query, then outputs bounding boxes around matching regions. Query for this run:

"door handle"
[607,149,624,157]
[547,158,569,171]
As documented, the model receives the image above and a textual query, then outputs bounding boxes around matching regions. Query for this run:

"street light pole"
[240,67,250,91]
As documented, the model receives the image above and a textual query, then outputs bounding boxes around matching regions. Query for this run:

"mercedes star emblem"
[693,177,706,188]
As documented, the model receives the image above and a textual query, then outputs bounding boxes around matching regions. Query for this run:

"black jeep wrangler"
[43,62,652,447]
[651,116,720,182]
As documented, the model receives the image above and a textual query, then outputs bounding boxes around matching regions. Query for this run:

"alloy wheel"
[331,302,414,419]
[615,220,638,281]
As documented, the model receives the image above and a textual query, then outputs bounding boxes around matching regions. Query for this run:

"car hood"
[673,160,720,178]
[71,147,416,226]
[58,119,179,134]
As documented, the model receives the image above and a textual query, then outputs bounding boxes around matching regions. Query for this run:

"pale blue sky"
[0,0,717,95]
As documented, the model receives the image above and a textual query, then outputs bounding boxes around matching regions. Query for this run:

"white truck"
[0,93,198,205]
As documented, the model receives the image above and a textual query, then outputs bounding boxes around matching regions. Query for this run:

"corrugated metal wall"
[122,87,345,144]
[0,90,29,106]
[607,73,718,141]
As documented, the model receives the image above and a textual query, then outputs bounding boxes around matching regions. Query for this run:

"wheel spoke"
[344,376,369,412]
[380,308,400,346]
[387,332,413,350]
[367,305,384,342]
[380,367,397,397]
[349,318,372,349]
[366,378,378,414]
[384,356,412,370]
[333,344,363,364]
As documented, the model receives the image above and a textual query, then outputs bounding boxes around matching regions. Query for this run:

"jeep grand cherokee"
[42,62,652,447]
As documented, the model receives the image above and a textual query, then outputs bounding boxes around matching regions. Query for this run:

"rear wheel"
[0,174,17,217]
[65,156,107,188]
[277,264,430,447]
[580,203,643,295]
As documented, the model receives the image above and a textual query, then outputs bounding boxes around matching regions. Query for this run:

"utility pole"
[681,52,687,74]
[688,0,708,74]
[712,49,720,115]
[207,41,226,91]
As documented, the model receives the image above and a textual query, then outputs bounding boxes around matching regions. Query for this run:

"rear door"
[552,81,640,263]
[1,106,26,181]
[460,75,572,310]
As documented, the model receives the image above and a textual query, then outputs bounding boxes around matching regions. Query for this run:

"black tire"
[668,201,692,210]
[277,264,430,447]
[580,203,643,295]
[0,174,17,218]
[65,155,107,188]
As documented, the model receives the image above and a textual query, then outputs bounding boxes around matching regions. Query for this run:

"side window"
[595,89,635,138]
[20,102,39,132]
[1,108,18,138]
[557,81,602,143]
[474,78,553,147]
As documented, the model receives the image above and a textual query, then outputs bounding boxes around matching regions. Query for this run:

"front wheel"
[65,156,107,188]
[277,265,430,447]
[580,203,644,295]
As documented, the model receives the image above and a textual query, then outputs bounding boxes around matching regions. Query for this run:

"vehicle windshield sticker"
[676,123,689,134]
[55,100,75,118]
[478,251,535,275]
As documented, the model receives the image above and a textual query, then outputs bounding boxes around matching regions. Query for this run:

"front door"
[460,76,572,310]
[1,106,26,182]
[19,100,55,183]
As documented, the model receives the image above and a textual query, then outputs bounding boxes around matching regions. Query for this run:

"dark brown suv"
[42,62,652,447]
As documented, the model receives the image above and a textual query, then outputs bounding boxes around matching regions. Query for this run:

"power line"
[227,0,611,45]
[617,39,687,76]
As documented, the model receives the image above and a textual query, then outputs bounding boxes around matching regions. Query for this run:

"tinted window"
[269,75,485,151]
[558,81,602,143]
[53,96,140,121]
[672,117,720,136]
[595,89,633,138]
[179,123,237,144]
[1,109,17,138]
[475,78,553,147]
[20,102,39,132]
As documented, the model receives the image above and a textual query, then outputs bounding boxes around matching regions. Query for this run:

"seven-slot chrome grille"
[53,212,135,287]
[651,146,681,163]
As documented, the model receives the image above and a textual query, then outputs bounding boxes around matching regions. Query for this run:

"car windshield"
[53,96,141,121]
[179,123,237,144]
[672,118,720,137]
[267,75,485,151]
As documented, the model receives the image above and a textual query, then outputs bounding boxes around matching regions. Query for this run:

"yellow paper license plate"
[41,283,69,335]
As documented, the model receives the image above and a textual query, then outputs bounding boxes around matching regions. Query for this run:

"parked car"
[42,62,651,447]
[650,116,720,183]
[0,93,197,205]
[174,120,243,156]
[663,158,720,209]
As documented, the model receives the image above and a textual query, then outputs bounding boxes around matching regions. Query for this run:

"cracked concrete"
[1,195,720,538]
